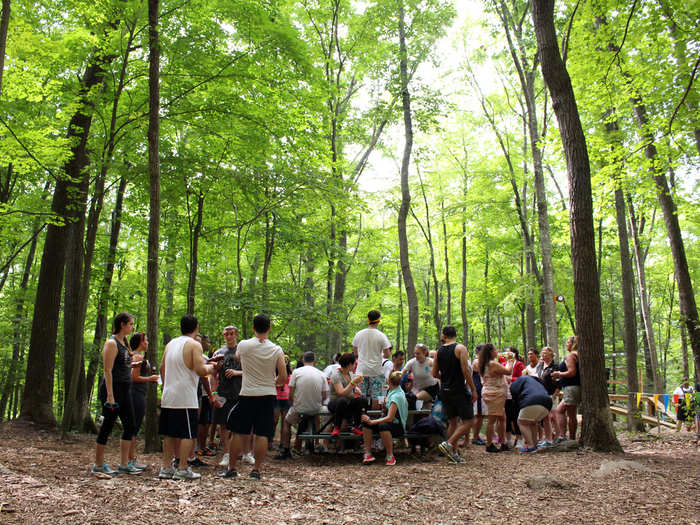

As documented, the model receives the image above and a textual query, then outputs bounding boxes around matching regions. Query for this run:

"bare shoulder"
[455,344,468,356]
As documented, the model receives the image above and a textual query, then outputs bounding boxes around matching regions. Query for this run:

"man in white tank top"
[158,314,220,481]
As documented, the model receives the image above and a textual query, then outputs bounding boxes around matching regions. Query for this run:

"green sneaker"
[118,463,144,475]
[128,459,147,470]
[91,463,117,476]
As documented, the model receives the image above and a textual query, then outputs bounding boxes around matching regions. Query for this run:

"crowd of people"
[90,308,695,481]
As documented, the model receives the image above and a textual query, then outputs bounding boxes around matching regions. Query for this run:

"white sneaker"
[242,453,255,465]
[219,453,229,467]
[173,467,201,481]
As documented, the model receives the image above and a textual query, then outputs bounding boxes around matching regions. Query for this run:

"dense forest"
[0,0,697,448]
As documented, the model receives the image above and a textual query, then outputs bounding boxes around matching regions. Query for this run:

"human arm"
[361,401,398,426]
[131,357,158,383]
[552,354,577,379]
[457,345,478,397]
[102,340,117,405]
[490,360,514,376]
[431,354,440,379]
[333,373,362,397]
[288,385,295,406]
[187,341,217,377]
[275,353,287,387]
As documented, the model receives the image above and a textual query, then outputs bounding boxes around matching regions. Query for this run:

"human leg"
[566,405,577,439]
[379,430,393,458]
[253,435,268,470]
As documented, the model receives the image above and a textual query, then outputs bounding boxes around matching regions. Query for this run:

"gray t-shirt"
[329,369,358,402]
[236,337,284,397]
[289,365,329,413]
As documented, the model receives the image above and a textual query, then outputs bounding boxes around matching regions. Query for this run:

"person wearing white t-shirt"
[219,314,287,480]
[352,310,392,410]
[402,344,440,402]
[674,379,694,432]
[276,352,329,458]
[323,353,341,380]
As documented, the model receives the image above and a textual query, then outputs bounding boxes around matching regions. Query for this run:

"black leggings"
[328,396,366,427]
[505,398,520,435]
[96,382,136,445]
[131,389,146,435]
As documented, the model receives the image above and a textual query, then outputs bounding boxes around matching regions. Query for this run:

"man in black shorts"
[219,314,287,480]
[159,315,219,480]
[431,325,477,463]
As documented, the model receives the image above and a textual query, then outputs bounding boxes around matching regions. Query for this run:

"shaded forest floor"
[0,420,698,524]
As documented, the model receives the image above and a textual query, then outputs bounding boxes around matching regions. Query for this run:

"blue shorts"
[359,375,385,400]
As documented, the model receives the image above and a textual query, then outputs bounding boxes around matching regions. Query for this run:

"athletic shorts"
[159,407,198,439]
[562,385,581,406]
[199,397,213,425]
[440,389,473,420]
[214,398,237,426]
[421,383,440,401]
[518,404,550,423]
[226,395,276,439]
[363,420,404,437]
[285,406,322,425]
[275,398,291,411]
[359,375,385,400]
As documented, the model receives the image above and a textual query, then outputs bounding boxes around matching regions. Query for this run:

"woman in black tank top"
[92,313,141,476]
[128,332,159,469]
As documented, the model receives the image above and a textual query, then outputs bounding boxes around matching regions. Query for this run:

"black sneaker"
[218,468,238,478]
[485,444,500,453]
[274,448,291,460]
[249,469,261,480]
[188,457,207,467]
[499,444,510,452]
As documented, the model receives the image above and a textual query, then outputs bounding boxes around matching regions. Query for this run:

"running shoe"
[385,455,396,466]
[118,463,144,475]
[218,453,229,467]
[499,444,510,452]
[485,444,500,453]
[537,440,554,448]
[128,459,147,470]
[187,457,207,467]
[362,453,376,464]
[350,426,364,436]
[198,448,216,457]
[555,436,568,444]
[218,468,238,478]
[520,446,538,454]
[91,463,117,476]
[173,467,201,481]
[249,469,261,480]
[158,467,175,479]
[331,426,341,437]
[437,440,455,458]
[172,458,179,469]
[290,448,303,457]
[471,438,486,446]
[274,448,291,460]
[242,453,255,465]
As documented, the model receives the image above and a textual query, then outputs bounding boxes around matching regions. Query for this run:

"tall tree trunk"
[496,0,558,354]
[631,102,700,387]
[144,0,161,453]
[440,199,451,325]
[613,185,644,431]
[680,322,689,380]
[531,0,620,451]
[0,0,10,99]
[187,191,204,315]
[397,0,418,354]
[21,57,109,426]
[628,198,661,393]
[261,211,276,307]
[484,252,490,342]
[0,217,39,421]
[85,175,128,428]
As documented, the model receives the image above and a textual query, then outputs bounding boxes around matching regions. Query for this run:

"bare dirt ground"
[0,421,698,525]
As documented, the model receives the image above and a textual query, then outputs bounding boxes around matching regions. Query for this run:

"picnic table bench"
[294,407,440,450]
